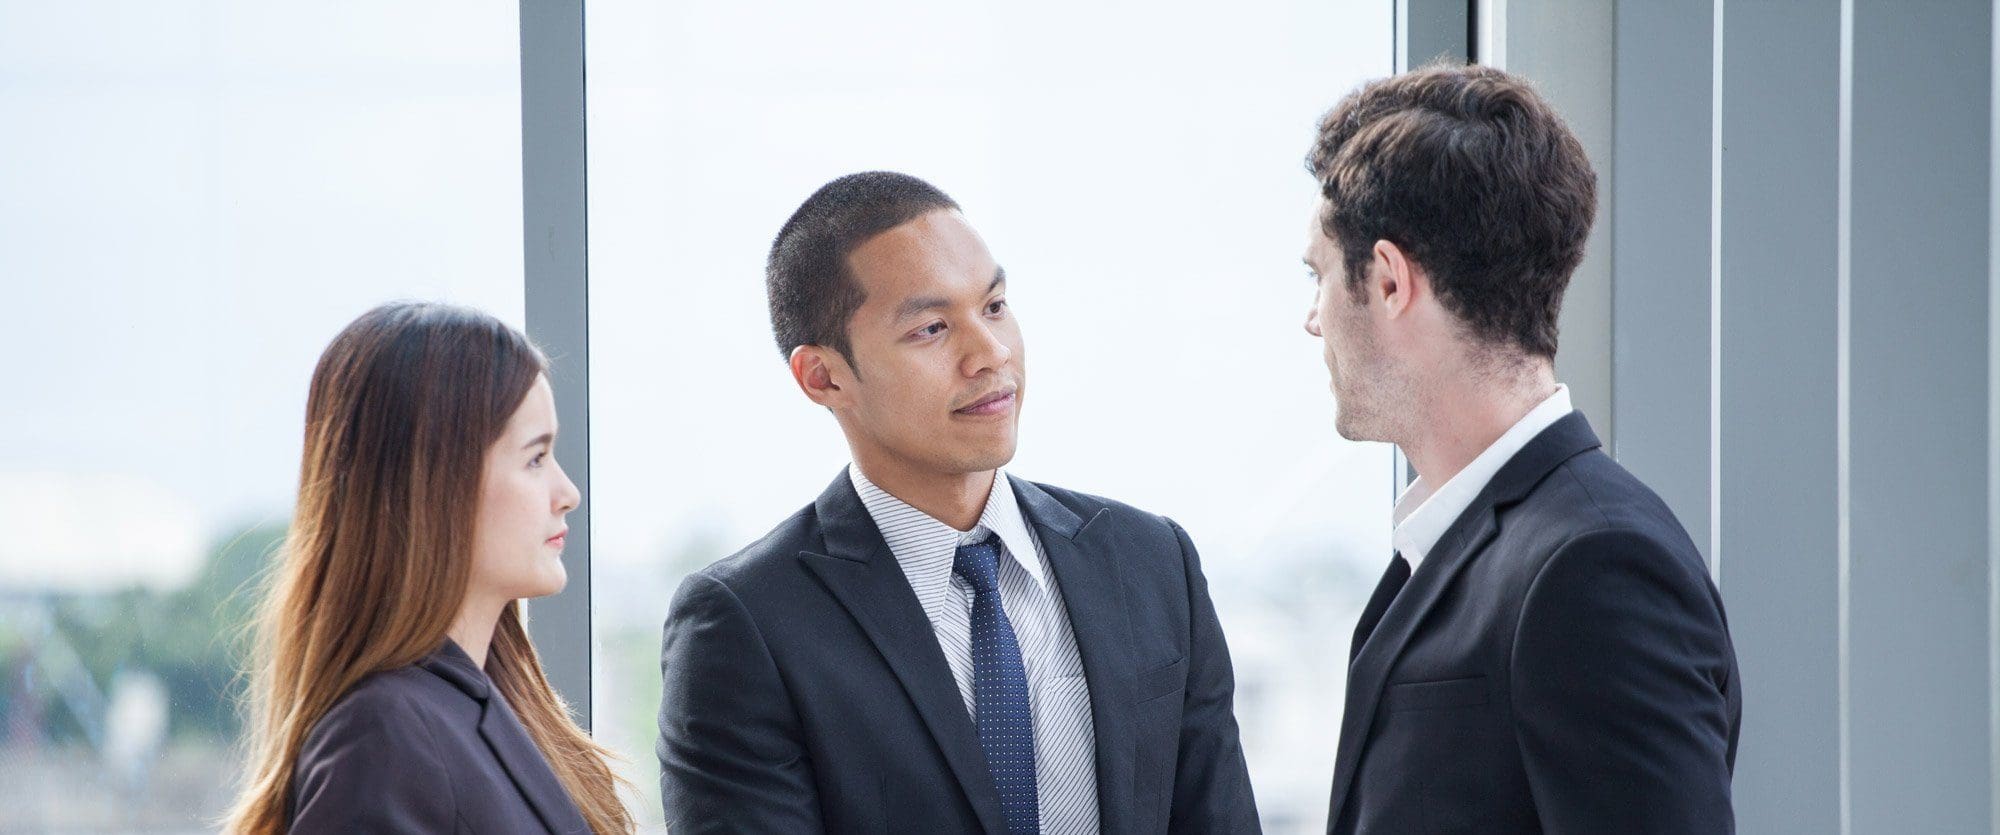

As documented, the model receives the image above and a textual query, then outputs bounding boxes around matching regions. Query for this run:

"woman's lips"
[955,391,1016,417]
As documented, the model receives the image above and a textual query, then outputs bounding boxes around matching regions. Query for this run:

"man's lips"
[954,389,1017,416]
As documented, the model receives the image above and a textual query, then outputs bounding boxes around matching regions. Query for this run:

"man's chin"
[967,449,1017,474]
[1332,406,1379,444]
[952,437,1018,475]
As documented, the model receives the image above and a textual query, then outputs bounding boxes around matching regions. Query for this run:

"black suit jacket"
[1328,413,1742,834]
[289,640,591,834]
[657,471,1260,833]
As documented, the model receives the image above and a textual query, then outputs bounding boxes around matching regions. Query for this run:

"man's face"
[831,209,1024,477]
[1303,198,1393,442]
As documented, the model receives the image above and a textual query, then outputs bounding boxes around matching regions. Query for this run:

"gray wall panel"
[1611,0,1714,565]
[1716,1,1844,831]
[1846,0,1992,830]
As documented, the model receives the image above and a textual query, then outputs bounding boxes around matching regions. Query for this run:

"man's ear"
[1372,239,1426,319]
[789,344,851,408]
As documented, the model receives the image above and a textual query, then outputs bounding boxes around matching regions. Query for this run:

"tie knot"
[952,535,1003,593]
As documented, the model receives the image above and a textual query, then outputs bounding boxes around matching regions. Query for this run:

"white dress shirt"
[1392,385,1575,573]
[848,466,1100,834]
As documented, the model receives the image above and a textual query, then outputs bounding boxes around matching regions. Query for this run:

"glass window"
[0,3,522,830]
[585,2,1395,830]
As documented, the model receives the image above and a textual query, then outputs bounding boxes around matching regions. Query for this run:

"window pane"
[0,3,522,830]
[586,3,1393,830]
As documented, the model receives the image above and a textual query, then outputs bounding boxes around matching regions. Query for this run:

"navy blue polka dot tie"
[953,535,1040,834]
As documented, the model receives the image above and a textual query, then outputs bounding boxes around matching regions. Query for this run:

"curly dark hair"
[766,171,960,364]
[1306,62,1597,359]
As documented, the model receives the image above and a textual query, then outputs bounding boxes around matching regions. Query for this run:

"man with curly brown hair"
[1303,64,1742,834]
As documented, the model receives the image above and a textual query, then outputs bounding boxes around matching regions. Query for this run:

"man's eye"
[919,322,946,337]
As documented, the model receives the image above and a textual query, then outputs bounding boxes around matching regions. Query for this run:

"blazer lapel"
[796,470,1007,834]
[1011,476,1141,834]
[420,642,590,835]
[479,690,593,834]
[1326,412,1606,829]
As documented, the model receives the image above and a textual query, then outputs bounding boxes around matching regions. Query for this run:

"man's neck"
[1400,369,1559,489]
[852,452,996,532]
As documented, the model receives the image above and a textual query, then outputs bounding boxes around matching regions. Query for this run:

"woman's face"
[469,374,579,603]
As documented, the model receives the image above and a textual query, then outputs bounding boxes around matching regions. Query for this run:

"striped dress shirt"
[848,466,1100,834]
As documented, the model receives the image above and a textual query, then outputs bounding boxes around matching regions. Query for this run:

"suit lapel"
[478,689,593,834]
[1325,510,1500,828]
[1326,412,1606,829]
[1011,476,1140,834]
[419,643,588,835]
[796,470,1006,834]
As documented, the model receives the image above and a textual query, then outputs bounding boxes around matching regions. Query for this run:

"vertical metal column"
[519,0,593,729]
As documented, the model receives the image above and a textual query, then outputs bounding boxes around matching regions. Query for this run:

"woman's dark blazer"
[288,640,592,834]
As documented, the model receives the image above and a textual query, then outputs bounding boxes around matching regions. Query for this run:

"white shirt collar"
[847,465,1047,592]
[1392,385,1574,572]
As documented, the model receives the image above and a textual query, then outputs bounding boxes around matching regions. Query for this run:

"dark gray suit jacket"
[1329,413,1742,834]
[289,640,590,834]
[657,471,1260,833]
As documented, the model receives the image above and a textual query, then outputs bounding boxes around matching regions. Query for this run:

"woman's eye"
[987,299,1007,315]
[530,452,547,468]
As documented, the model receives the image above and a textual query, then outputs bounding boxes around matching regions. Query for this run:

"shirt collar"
[848,465,1046,592]
[1392,385,1574,572]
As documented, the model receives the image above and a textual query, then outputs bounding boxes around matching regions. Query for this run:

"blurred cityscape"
[0,507,1379,833]
[0,524,278,833]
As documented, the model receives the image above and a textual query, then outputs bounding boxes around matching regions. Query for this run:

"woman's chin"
[536,568,569,598]
[518,561,568,600]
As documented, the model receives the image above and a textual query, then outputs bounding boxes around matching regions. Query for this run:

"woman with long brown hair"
[226,302,632,834]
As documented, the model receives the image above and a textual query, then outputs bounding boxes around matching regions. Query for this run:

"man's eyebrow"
[892,267,1009,320]
[894,295,951,321]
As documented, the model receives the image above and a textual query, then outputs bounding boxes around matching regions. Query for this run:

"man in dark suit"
[656,171,1260,833]
[1300,65,1742,833]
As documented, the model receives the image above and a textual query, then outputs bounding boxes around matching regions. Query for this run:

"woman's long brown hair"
[226,302,632,834]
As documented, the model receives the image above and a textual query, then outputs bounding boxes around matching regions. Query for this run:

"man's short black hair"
[766,171,960,364]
